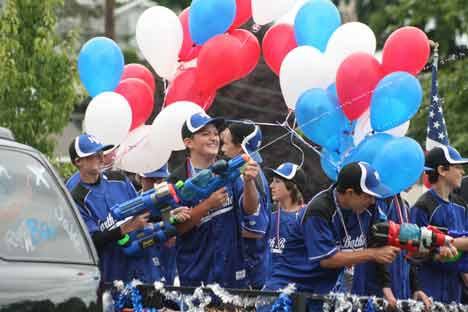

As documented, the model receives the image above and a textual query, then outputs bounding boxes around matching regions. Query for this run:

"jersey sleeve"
[76,202,100,234]
[302,214,338,261]
[409,205,430,227]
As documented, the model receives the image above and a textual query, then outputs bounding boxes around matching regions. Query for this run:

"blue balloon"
[372,136,424,195]
[189,0,236,45]
[296,88,349,151]
[294,0,341,52]
[343,133,394,166]
[320,149,341,181]
[327,83,355,154]
[370,71,423,132]
[78,37,124,97]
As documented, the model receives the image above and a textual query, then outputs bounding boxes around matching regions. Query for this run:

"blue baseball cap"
[271,162,306,193]
[140,164,169,179]
[425,145,468,171]
[337,162,392,199]
[182,112,224,139]
[69,134,114,162]
[227,120,263,163]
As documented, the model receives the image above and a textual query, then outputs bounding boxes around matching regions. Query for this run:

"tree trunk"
[105,0,115,39]
[338,0,358,23]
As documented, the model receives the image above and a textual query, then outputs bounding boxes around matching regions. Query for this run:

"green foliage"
[48,157,76,182]
[157,0,191,11]
[0,0,79,156]
[358,0,468,154]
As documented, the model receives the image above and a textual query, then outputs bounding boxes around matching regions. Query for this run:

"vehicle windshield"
[0,148,93,263]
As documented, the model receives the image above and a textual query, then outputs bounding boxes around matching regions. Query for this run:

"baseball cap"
[181,112,224,139]
[228,120,263,163]
[140,164,169,179]
[271,162,306,194]
[337,162,391,199]
[69,134,114,163]
[425,145,468,171]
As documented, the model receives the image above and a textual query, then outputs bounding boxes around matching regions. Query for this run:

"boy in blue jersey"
[68,134,167,287]
[302,162,400,310]
[220,121,271,289]
[66,145,117,191]
[139,164,189,285]
[168,112,260,288]
[359,194,431,310]
[263,162,309,293]
[411,145,468,303]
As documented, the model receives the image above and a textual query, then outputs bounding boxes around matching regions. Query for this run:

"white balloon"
[275,0,308,25]
[84,92,132,146]
[114,125,171,174]
[353,110,372,146]
[386,120,410,137]
[280,46,335,110]
[252,0,297,25]
[325,22,377,77]
[353,110,410,146]
[136,6,183,79]
[149,101,204,152]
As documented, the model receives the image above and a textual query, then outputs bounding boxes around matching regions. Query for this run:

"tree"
[158,0,190,10]
[357,0,468,154]
[0,0,79,156]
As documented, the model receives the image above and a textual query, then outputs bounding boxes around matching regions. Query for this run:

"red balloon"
[179,8,202,62]
[115,78,154,130]
[262,23,297,75]
[164,68,216,111]
[336,52,383,120]
[382,26,430,76]
[229,0,252,30]
[121,64,156,94]
[230,29,260,79]
[197,34,243,93]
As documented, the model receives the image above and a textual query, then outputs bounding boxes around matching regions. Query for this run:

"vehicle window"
[0,149,93,263]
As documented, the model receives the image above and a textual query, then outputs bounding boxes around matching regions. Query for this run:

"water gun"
[370,221,454,253]
[110,154,250,221]
[117,219,178,256]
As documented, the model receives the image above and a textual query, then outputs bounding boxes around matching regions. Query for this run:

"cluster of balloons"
[76,0,430,192]
[78,37,156,147]
[274,0,430,195]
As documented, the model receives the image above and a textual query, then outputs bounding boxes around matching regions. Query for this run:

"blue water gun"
[117,219,178,256]
[110,154,250,221]
[175,153,250,206]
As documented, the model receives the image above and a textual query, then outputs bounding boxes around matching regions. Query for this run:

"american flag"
[426,48,449,150]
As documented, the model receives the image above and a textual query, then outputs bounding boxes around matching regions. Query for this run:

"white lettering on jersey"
[269,237,286,254]
[340,233,366,251]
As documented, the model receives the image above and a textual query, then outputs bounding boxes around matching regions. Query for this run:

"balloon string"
[253,72,415,158]
[114,131,150,168]
[286,119,305,169]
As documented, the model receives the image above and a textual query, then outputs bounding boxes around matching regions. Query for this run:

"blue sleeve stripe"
[308,247,338,261]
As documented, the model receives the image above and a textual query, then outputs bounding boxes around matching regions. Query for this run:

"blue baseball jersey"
[302,187,381,295]
[264,207,315,292]
[241,169,272,289]
[359,196,412,298]
[158,243,177,285]
[70,171,163,283]
[65,171,80,191]
[168,161,247,288]
[410,189,468,303]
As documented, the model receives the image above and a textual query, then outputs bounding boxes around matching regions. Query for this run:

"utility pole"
[105,0,115,39]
